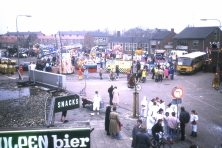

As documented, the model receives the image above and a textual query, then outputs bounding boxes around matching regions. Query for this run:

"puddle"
[0,87,30,100]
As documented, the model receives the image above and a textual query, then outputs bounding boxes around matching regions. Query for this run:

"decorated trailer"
[106,59,132,73]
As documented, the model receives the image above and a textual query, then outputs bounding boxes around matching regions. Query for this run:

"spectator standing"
[108,85,114,105]
[109,106,121,139]
[169,67,175,80]
[99,68,103,80]
[158,68,163,82]
[141,69,147,83]
[151,67,155,79]
[136,60,141,72]
[93,91,101,114]
[126,68,131,81]
[78,68,83,80]
[60,110,67,122]
[179,106,190,141]
[190,110,198,137]
[115,65,120,78]
[136,126,153,148]
[112,86,119,106]
[100,58,104,69]
[131,119,142,148]
[164,68,169,80]
[165,112,180,144]
[105,105,111,135]
[83,68,88,79]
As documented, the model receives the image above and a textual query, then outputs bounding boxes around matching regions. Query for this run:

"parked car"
[15,62,31,71]
[13,52,27,58]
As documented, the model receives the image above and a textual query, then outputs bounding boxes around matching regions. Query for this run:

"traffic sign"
[172,87,184,99]
[172,98,182,104]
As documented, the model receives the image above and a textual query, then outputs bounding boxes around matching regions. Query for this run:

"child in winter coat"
[190,110,198,137]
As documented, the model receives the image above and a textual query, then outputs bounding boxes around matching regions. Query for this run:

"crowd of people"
[131,96,199,147]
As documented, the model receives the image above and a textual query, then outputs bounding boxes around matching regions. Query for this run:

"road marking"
[185,80,196,87]
[185,94,222,111]
[1,75,16,79]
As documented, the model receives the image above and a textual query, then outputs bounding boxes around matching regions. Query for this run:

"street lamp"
[16,15,31,69]
[200,19,221,72]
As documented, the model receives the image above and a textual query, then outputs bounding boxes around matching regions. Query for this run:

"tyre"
[136,84,142,91]
[158,142,172,148]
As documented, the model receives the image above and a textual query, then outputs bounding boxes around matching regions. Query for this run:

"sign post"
[171,86,184,140]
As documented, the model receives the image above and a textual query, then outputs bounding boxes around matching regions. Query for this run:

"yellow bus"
[177,52,207,74]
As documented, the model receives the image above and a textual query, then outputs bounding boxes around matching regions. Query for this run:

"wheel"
[158,142,172,148]
[136,84,142,91]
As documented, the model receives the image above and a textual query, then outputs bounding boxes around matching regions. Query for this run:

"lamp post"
[200,19,221,72]
[16,15,31,68]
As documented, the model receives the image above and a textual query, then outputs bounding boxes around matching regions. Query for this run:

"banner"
[0,128,90,148]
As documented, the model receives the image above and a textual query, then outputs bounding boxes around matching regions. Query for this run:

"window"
[214,30,218,41]
[129,43,133,51]
[180,40,187,45]
[144,43,148,51]
[125,43,129,51]
[193,40,199,46]
[151,40,156,45]
[133,43,137,51]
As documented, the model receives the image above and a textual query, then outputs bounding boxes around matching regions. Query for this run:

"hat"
[137,119,142,123]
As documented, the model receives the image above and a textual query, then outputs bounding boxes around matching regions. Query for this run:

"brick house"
[108,29,176,55]
[150,28,176,55]
[173,27,222,69]
[84,30,109,52]
[0,31,44,48]
[173,27,221,52]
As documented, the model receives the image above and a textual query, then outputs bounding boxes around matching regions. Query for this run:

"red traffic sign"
[172,87,184,99]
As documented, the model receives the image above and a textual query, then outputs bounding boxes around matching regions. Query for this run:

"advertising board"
[54,94,80,113]
[0,128,90,148]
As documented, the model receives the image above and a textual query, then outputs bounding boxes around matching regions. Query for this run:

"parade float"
[154,49,167,64]
[75,56,97,73]
[106,45,131,73]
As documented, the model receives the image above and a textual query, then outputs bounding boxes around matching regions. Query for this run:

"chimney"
[171,28,174,32]
[117,31,120,37]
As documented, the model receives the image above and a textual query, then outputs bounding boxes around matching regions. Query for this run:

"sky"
[0,0,221,35]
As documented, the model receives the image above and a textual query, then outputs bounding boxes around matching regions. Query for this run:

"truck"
[170,50,188,61]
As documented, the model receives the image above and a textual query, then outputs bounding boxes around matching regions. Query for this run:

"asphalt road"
[4,56,222,148]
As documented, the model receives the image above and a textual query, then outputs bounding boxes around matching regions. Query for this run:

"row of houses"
[0,27,221,55]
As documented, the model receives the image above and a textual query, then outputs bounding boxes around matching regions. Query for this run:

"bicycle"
[149,132,172,148]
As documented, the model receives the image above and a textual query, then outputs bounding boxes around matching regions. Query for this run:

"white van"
[170,50,188,60]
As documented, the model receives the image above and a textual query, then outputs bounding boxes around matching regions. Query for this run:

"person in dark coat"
[115,65,120,78]
[179,106,190,141]
[136,126,153,148]
[152,119,163,142]
[128,74,135,87]
[168,67,175,80]
[108,85,114,105]
[131,119,142,148]
[136,60,141,72]
[105,105,111,135]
